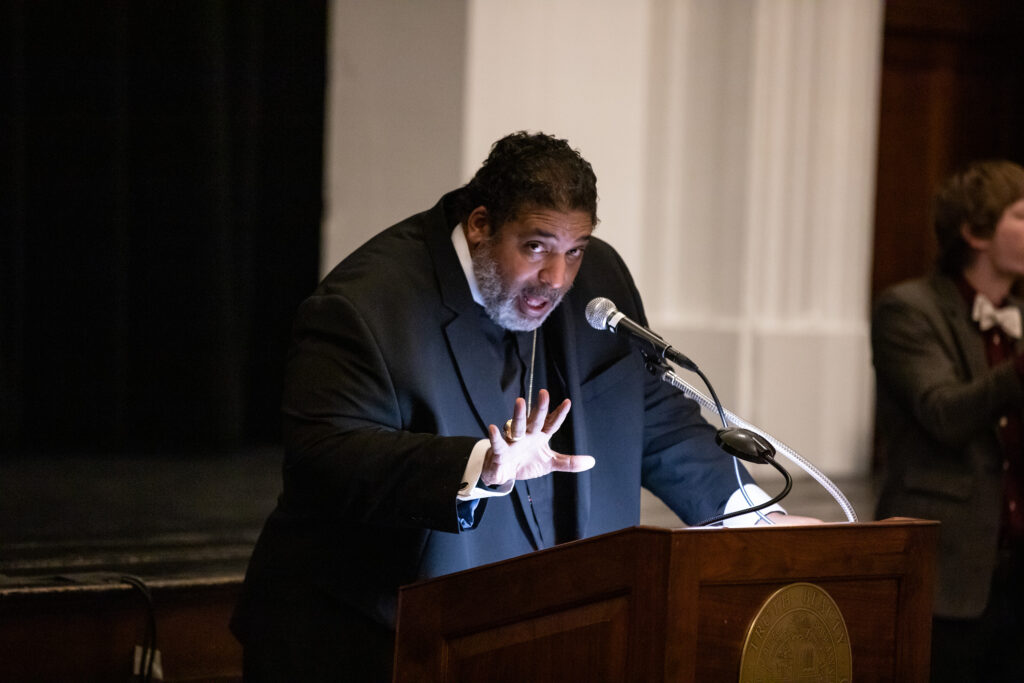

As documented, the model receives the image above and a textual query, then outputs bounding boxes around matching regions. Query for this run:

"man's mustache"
[521,282,569,302]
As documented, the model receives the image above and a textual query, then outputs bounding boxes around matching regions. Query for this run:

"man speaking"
[231,131,798,681]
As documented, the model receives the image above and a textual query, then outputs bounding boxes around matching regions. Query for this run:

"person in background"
[873,159,1024,681]
[232,131,814,681]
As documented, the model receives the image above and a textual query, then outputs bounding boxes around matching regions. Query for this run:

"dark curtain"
[1,1,326,453]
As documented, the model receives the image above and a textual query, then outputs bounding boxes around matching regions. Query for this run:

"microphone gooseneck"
[584,296,859,525]
[661,368,856,524]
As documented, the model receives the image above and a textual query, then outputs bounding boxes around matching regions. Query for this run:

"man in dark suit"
[232,131,797,681]
[873,160,1024,682]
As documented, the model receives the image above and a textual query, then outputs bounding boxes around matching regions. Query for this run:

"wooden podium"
[394,519,937,682]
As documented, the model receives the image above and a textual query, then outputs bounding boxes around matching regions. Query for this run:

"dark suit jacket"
[233,192,748,668]
[873,273,1024,619]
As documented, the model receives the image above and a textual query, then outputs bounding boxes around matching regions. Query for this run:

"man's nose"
[538,255,567,289]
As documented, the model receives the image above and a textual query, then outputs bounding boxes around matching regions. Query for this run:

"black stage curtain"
[1,1,326,452]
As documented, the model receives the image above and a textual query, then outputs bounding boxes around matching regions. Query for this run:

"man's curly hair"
[453,131,599,231]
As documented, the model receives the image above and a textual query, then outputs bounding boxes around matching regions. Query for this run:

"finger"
[528,389,551,431]
[549,453,595,473]
[487,423,507,453]
[484,424,512,486]
[511,397,527,438]
[543,398,571,434]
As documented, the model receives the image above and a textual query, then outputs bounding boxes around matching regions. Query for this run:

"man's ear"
[464,206,491,250]
[960,222,990,251]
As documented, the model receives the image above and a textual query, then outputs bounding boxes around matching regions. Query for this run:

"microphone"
[585,297,698,371]
[585,296,776,466]
[585,296,792,526]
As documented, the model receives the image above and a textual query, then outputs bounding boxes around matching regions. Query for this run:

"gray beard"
[471,243,566,332]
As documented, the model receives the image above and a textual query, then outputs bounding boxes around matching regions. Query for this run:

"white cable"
[733,456,774,526]
[661,369,859,523]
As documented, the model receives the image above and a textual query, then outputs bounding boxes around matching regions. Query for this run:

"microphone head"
[585,297,618,331]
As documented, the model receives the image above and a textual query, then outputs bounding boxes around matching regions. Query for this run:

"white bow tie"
[972,293,1022,339]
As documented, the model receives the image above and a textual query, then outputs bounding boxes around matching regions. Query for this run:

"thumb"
[550,453,595,473]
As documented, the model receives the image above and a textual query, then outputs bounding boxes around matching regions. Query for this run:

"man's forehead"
[505,208,594,238]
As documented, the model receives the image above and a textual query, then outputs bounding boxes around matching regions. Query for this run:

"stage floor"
[0,447,877,587]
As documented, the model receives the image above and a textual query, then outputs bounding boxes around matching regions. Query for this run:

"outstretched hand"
[481,389,595,487]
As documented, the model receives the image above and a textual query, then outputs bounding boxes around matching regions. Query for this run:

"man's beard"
[471,242,568,332]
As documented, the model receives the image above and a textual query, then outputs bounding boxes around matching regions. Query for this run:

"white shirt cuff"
[721,484,786,527]
[457,439,515,500]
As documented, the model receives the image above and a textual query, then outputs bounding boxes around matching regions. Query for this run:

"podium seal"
[738,582,852,683]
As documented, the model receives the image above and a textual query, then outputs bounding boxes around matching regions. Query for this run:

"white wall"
[461,1,651,272]
[322,0,469,271]
[325,0,885,478]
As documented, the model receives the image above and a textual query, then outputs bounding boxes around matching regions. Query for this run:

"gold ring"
[503,419,521,442]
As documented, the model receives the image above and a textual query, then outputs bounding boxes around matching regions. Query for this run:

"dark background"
[0,1,325,576]
[1,1,325,455]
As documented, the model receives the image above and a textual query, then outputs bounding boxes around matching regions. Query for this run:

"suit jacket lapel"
[932,275,988,379]
[934,276,1024,439]
[424,196,547,550]
[936,276,1024,374]
[424,196,511,436]
[547,299,592,539]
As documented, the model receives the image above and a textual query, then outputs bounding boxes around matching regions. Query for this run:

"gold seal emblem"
[739,582,852,683]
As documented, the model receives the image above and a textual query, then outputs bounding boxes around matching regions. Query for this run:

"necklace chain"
[503,328,538,442]
[525,328,537,415]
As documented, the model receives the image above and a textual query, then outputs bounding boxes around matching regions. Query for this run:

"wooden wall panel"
[871,0,1024,298]
[0,580,242,682]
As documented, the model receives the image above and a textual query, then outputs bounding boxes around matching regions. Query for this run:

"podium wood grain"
[394,519,937,682]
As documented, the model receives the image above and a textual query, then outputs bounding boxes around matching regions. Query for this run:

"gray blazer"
[872,273,1024,618]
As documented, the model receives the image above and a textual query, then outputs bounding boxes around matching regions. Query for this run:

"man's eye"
[525,242,544,253]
